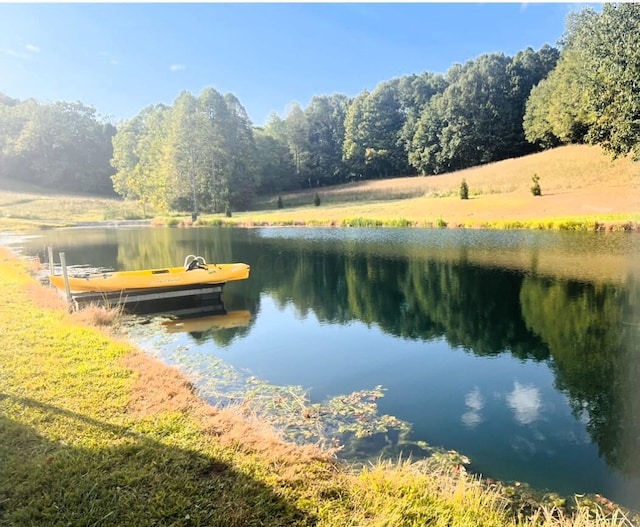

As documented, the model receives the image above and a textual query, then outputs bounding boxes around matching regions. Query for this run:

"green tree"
[342,90,370,180]
[459,179,469,200]
[524,5,640,160]
[304,94,349,187]
[343,82,407,180]
[284,102,309,185]
[254,128,295,195]
[396,72,448,165]
[523,48,594,148]
[166,91,209,215]
[410,48,557,175]
[217,93,258,211]
[530,174,541,196]
[1,98,115,194]
[111,104,171,215]
[408,93,446,175]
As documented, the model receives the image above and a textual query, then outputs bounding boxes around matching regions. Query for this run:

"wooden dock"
[68,283,227,316]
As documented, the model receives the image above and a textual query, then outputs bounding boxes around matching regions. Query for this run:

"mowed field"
[0,144,638,230]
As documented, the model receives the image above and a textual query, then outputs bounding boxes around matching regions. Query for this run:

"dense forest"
[0,4,638,214]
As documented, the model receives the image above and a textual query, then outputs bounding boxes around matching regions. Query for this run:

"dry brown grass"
[70,302,123,328]
[18,256,125,328]
[120,351,335,471]
[269,145,638,206]
[246,145,639,229]
[527,506,636,527]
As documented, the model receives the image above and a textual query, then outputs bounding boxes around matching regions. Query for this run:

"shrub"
[341,217,383,227]
[460,179,469,200]
[314,192,321,207]
[531,174,542,196]
[277,195,283,209]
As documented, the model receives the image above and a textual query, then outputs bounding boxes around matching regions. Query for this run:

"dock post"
[59,252,73,306]
[47,246,54,278]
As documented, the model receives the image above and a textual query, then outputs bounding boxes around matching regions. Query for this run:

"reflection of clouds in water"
[507,381,542,425]
[511,435,538,459]
[461,386,485,428]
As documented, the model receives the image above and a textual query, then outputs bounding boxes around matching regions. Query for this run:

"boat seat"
[184,254,208,271]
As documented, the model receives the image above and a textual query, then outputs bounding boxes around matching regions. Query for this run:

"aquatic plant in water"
[120,316,471,471]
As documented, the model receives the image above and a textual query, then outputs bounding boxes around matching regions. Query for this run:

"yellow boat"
[49,255,250,294]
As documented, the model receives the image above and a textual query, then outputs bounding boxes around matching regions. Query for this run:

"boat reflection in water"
[162,310,252,334]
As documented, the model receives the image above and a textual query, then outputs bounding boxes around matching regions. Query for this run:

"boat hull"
[49,263,250,294]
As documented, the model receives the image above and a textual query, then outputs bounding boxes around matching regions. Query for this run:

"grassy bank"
[0,249,637,526]
[1,145,638,232]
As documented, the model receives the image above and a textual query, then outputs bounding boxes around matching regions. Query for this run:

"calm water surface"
[13,227,640,510]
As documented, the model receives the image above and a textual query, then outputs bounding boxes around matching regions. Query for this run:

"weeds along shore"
[0,246,638,527]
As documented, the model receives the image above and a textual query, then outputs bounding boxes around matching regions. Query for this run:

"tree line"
[0,4,637,212]
[0,94,116,194]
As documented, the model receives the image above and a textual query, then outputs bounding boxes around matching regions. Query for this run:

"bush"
[531,174,542,196]
[460,179,469,200]
[277,195,283,209]
[225,204,232,217]
[314,192,321,207]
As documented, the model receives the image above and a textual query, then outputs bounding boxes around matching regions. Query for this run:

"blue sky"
[0,3,592,126]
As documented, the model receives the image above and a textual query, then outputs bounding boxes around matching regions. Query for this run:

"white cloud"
[507,381,542,425]
[169,64,186,72]
[0,47,30,59]
[461,386,485,429]
[1,44,40,60]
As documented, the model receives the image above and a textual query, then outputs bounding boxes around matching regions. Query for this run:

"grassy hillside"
[257,145,638,207]
[243,145,639,230]
[0,179,148,230]
[1,145,638,231]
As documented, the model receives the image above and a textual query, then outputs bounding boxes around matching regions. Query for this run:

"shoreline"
[0,245,631,525]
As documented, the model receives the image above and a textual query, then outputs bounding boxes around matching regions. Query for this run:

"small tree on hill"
[314,192,321,206]
[531,174,542,196]
[460,179,469,200]
[277,195,283,209]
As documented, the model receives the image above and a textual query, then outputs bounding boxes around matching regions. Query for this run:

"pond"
[12,226,640,511]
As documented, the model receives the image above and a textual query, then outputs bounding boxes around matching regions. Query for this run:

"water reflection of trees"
[248,238,640,478]
[520,276,640,477]
[257,246,549,361]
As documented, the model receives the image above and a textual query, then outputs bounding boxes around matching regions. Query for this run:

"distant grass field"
[0,181,149,230]
[235,145,640,230]
[1,145,638,231]
[254,145,639,207]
